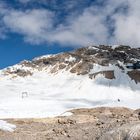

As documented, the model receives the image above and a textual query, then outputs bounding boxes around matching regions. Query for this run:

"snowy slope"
[0,45,140,118]
[0,120,16,132]
[0,69,140,118]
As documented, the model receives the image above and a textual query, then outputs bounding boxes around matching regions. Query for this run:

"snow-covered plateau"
[0,45,140,118]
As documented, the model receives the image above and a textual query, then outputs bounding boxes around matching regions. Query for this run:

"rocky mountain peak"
[1,45,140,85]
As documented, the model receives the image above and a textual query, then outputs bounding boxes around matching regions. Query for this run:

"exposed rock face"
[89,70,115,79]
[2,45,140,84]
[127,70,140,84]
[1,107,140,140]
[100,123,140,140]
[7,69,33,77]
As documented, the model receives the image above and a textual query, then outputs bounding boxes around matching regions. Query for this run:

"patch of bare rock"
[0,107,140,140]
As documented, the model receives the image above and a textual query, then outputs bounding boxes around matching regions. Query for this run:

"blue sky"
[0,37,73,68]
[0,0,140,69]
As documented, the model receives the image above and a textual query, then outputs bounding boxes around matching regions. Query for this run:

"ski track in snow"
[0,68,140,118]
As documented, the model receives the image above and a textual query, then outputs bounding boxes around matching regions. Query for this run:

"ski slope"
[0,65,140,118]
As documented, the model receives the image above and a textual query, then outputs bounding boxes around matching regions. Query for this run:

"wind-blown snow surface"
[0,65,140,118]
[0,120,16,132]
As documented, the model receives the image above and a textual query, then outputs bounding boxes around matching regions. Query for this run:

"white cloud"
[110,0,140,47]
[48,9,108,46]
[1,0,140,47]
[3,9,54,44]
[0,2,9,39]
[112,15,140,46]
[1,5,109,46]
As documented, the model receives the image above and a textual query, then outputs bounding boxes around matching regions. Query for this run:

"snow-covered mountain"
[0,45,140,118]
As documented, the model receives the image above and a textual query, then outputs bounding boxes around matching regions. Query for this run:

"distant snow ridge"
[0,45,139,118]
